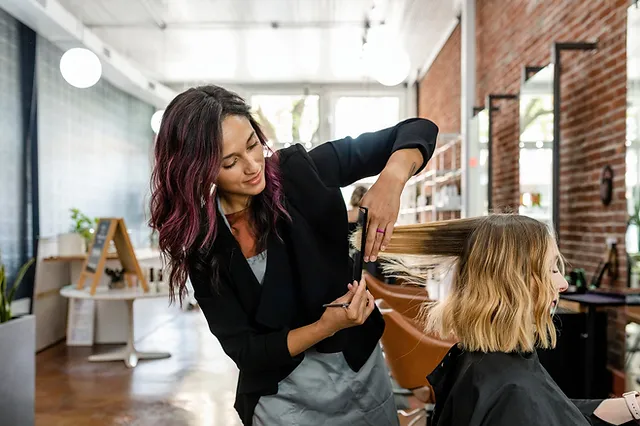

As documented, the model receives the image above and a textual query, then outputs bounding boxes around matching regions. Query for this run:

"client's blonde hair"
[373,214,561,353]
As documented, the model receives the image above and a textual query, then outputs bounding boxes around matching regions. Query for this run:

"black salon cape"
[428,345,635,426]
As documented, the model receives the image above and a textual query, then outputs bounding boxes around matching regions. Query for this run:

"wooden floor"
[35,302,425,426]
[36,307,242,426]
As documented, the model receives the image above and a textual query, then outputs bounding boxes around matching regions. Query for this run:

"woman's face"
[216,115,266,198]
[546,243,568,311]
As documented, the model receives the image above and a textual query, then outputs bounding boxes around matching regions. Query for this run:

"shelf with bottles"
[398,133,462,225]
[403,134,461,185]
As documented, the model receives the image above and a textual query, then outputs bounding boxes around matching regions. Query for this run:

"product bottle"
[149,267,158,292]
[158,268,164,292]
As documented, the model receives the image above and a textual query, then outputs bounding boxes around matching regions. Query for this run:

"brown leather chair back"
[366,273,429,322]
[365,272,428,296]
[380,309,455,393]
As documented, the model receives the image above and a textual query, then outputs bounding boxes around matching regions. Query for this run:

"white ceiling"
[55,0,459,85]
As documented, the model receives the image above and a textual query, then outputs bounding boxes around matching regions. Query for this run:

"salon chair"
[379,306,455,426]
[365,272,429,322]
[365,271,427,296]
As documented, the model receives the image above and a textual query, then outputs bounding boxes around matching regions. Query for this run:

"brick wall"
[37,37,155,247]
[476,0,629,369]
[418,0,630,371]
[418,24,461,134]
[0,8,22,284]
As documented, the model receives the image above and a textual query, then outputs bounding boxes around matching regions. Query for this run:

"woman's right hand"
[317,278,376,337]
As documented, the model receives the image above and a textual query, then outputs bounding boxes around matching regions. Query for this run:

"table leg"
[88,299,171,368]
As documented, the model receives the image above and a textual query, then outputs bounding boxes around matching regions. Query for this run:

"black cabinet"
[537,310,609,398]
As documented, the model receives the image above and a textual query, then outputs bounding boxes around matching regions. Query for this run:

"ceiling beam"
[85,20,367,30]
[137,0,167,30]
[0,0,177,108]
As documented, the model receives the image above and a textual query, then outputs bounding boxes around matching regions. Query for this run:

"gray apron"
[219,206,398,426]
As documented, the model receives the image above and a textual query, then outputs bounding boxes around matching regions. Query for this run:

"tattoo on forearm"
[407,162,417,181]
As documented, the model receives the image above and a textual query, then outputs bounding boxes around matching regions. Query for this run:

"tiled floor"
[36,301,424,425]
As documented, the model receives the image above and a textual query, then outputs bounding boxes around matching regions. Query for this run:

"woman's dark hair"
[150,85,289,303]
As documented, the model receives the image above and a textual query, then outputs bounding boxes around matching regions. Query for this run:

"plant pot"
[57,232,86,255]
[0,315,35,426]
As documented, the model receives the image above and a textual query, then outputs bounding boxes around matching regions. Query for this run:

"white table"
[60,285,172,368]
[41,248,165,347]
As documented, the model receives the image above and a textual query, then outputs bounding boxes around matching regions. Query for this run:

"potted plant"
[58,208,96,255]
[0,257,34,322]
[0,253,36,425]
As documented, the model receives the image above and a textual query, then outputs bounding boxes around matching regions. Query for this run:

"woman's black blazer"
[188,117,438,424]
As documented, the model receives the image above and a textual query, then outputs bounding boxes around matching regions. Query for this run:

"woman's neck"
[218,192,252,215]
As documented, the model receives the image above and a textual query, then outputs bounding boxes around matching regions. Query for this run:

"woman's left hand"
[359,172,404,262]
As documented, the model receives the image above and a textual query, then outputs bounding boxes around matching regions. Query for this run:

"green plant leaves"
[70,208,97,248]
[0,258,35,324]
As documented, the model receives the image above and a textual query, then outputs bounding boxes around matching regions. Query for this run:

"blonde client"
[377,215,640,426]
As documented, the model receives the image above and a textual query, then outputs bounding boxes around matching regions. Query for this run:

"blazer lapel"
[211,210,262,317]
[285,202,351,352]
[211,196,349,331]
[254,230,297,329]
[213,209,297,330]
[284,204,337,320]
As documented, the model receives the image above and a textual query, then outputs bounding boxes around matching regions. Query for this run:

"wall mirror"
[468,108,489,217]
[624,3,640,390]
[627,5,640,258]
[519,64,554,228]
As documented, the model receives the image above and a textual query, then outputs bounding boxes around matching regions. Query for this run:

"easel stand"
[76,218,149,295]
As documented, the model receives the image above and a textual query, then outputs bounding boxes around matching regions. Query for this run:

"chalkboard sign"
[85,219,112,273]
[76,218,148,295]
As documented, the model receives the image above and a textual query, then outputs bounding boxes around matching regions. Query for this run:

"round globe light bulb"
[150,110,164,134]
[364,44,411,87]
[59,48,102,89]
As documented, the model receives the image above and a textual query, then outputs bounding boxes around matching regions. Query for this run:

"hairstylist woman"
[150,85,438,426]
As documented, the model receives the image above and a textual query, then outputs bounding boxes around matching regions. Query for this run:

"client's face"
[546,244,568,311]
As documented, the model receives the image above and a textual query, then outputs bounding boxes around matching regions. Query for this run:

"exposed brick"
[418,0,630,371]
[418,25,461,134]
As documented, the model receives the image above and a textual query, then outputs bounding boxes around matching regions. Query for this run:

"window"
[519,65,554,227]
[468,109,489,217]
[250,95,320,149]
[331,95,402,207]
[333,96,400,139]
